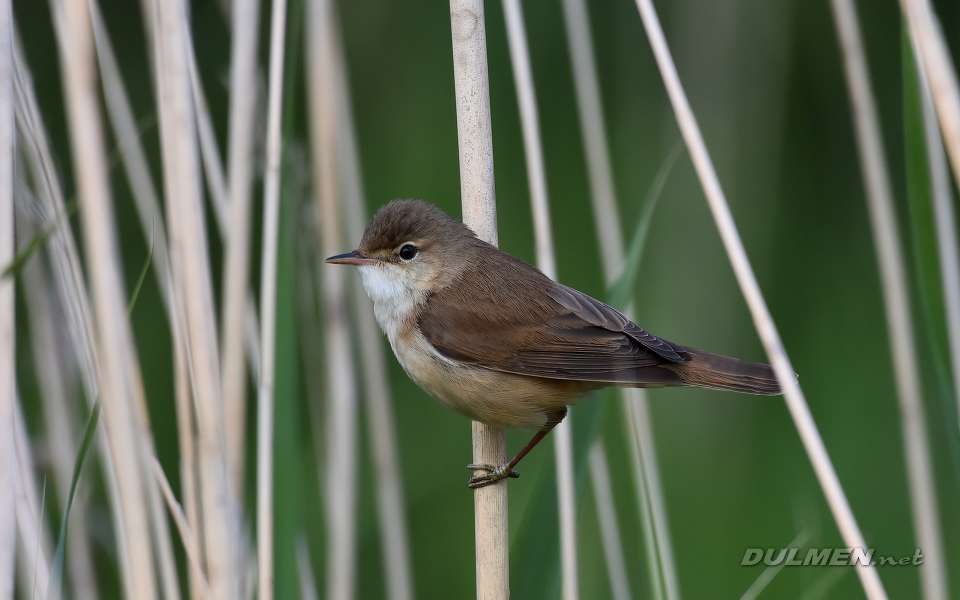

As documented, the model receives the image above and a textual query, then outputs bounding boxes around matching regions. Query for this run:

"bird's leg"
[467,407,568,489]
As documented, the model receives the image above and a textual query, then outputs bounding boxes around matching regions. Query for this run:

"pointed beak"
[325,251,379,266]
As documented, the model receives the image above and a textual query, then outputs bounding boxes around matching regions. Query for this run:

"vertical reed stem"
[256,0,289,596]
[333,21,415,600]
[502,2,577,598]
[831,1,946,597]
[449,1,508,597]
[57,0,159,596]
[561,0,672,595]
[632,0,887,596]
[221,0,262,498]
[150,0,236,596]
[0,0,14,593]
[308,1,359,599]
[910,34,960,436]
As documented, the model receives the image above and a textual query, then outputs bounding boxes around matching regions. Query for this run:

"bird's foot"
[466,463,520,489]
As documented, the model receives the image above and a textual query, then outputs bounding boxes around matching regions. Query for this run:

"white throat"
[357,264,423,342]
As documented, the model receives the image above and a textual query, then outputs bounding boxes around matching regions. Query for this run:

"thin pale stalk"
[296,537,320,600]
[81,11,183,600]
[912,39,960,430]
[333,19,415,600]
[0,0,16,591]
[632,0,887,596]
[830,2,946,597]
[89,1,171,314]
[449,1,508,597]
[13,399,52,598]
[149,0,237,597]
[307,1,359,598]
[174,319,203,600]
[900,0,960,193]
[13,25,133,594]
[588,444,633,600]
[560,0,622,275]
[502,2,576,598]
[152,459,212,599]
[221,0,262,498]
[19,232,98,600]
[164,1,264,390]
[255,0,288,596]
[89,10,200,598]
[739,529,812,600]
[624,399,665,600]
[561,1,673,595]
[55,0,159,597]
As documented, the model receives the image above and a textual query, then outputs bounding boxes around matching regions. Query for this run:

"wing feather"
[418,243,686,384]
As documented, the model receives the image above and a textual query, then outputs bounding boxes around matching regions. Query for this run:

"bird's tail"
[659,347,785,396]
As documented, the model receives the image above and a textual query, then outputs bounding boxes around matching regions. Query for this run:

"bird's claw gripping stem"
[466,463,520,488]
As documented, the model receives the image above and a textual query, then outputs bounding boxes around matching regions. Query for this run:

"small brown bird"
[327,200,782,488]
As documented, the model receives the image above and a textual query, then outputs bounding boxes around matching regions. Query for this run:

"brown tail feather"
[659,348,785,396]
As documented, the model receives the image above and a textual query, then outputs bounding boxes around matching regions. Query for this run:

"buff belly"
[391,330,588,429]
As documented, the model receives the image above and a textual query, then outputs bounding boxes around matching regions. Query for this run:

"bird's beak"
[325,251,379,266]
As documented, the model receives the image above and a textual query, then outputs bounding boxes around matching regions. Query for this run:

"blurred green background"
[12,0,960,597]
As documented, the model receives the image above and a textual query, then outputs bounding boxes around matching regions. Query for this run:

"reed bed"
[6,0,959,599]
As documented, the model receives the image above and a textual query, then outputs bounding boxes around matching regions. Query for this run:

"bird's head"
[325,199,476,307]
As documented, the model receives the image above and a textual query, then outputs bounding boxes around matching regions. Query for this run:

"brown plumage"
[328,199,785,487]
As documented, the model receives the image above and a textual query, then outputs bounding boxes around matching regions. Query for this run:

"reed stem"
[333,18,416,600]
[307,1,359,598]
[221,0,262,499]
[255,0,289,595]
[910,33,960,442]
[450,1,508,597]
[57,0,159,596]
[561,0,672,594]
[502,1,577,598]
[633,0,887,596]
[830,1,946,597]
[0,0,15,590]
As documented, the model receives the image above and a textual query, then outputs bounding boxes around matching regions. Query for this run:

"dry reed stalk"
[78,9,183,600]
[307,1,359,598]
[830,2,946,597]
[19,226,98,600]
[587,445,632,600]
[152,459,212,599]
[56,0,161,596]
[501,2,577,598]
[173,2,264,390]
[149,0,238,596]
[900,0,960,192]
[13,398,52,598]
[449,1,509,597]
[89,8,205,598]
[560,0,674,595]
[632,0,887,596]
[221,0,263,498]
[0,0,15,592]
[255,0,289,596]
[623,393,667,600]
[332,18,415,600]
[89,1,171,313]
[911,38,960,431]
[296,537,320,600]
[14,26,135,594]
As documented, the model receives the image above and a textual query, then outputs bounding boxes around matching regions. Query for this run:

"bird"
[326,199,783,488]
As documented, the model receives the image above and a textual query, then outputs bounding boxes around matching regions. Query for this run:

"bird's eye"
[398,244,418,261]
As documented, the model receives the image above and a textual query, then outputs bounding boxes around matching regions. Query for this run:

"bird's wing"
[418,248,687,383]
